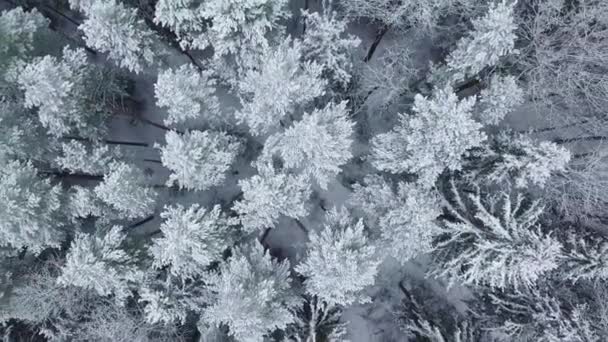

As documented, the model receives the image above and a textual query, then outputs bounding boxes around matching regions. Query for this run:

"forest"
[0,0,608,341]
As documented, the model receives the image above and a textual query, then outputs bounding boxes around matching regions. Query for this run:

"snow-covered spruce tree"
[563,234,608,283]
[157,130,241,191]
[444,0,518,83]
[55,140,121,175]
[295,208,380,306]
[476,74,524,125]
[0,7,49,71]
[285,295,348,342]
[398,279,486,341]
[371,85,485,187]
[94,161,157,220]
[150,204,237,280]
[18,47,124,137]
[154,64,221,127]
[300,9,361,88]
[202,241,299,342]
[350,175,442,263]
[0,160,63,254]
[234,164,311,232]
[71,0,158,73]
[465,132,571,189]
[57,225,143,303]
[432,180,563,290]
[260,101,354,189]
[236,38,326,136]
[485,284,601,341]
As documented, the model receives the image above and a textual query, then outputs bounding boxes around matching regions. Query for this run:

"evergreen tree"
[445,0,518,82]
[153,0,205,46]
[234,164,311,232]
[340,0,468,30]
[158,130,241,191]
[432,181,563,290]
[371,86,485,187]
[0,160,63,254]
[202,241,299,342]
[466,132,571,189]
[94,161,157,220]
[285,295,348,342]
[57,225,143,303]
[18,47,124,137]
[0,7,49,71]
[351,176,442,263]
[295,208,380,306]
[300,9,361,88]
[150,204,237,280]
[71,0,158,73]
[477,75,524,125]
[236,38,326,135]
[193,0,289,66]
[563,234,608,282]
[0,100,51,163]
[260,101,354,189]
[56,140,120,175]
[154,64,221,127]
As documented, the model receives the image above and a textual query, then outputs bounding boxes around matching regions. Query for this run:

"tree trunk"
[62,136,150,147]
[42,170,104,181]
[364,25,389,63]
[554,135,608,144]
[129,215,155,229]
[294,218,309,233]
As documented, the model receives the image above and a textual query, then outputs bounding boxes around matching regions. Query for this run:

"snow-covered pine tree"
[202,241,299,342]
[18,47,124,137]
[150,204,237,280]
[260,101,354,189]
[94,161,157,220]
[0,160,63,254]
[444,0,518,82]
[432,180,563,290]
[66,185,110,223]
[295,208,380,306]
[0,7,49,71]
[193,0,289,67]
[71,0,158,73]
[477,74,524,125]
[233,163,311,232]
[0,100,51,163]
[236,38,326,135]
[154,64,221,127]
[57,225,143,303]
[157,130,241,191]
[285,295,348,342]
[350,175,442,263]
[55,140,121,175]
[153,0,205,46]
[139,274,205,325]
[465,132,571,189]
[340,0,470,30]
[300,9,361,88]
[371,85,485,187]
